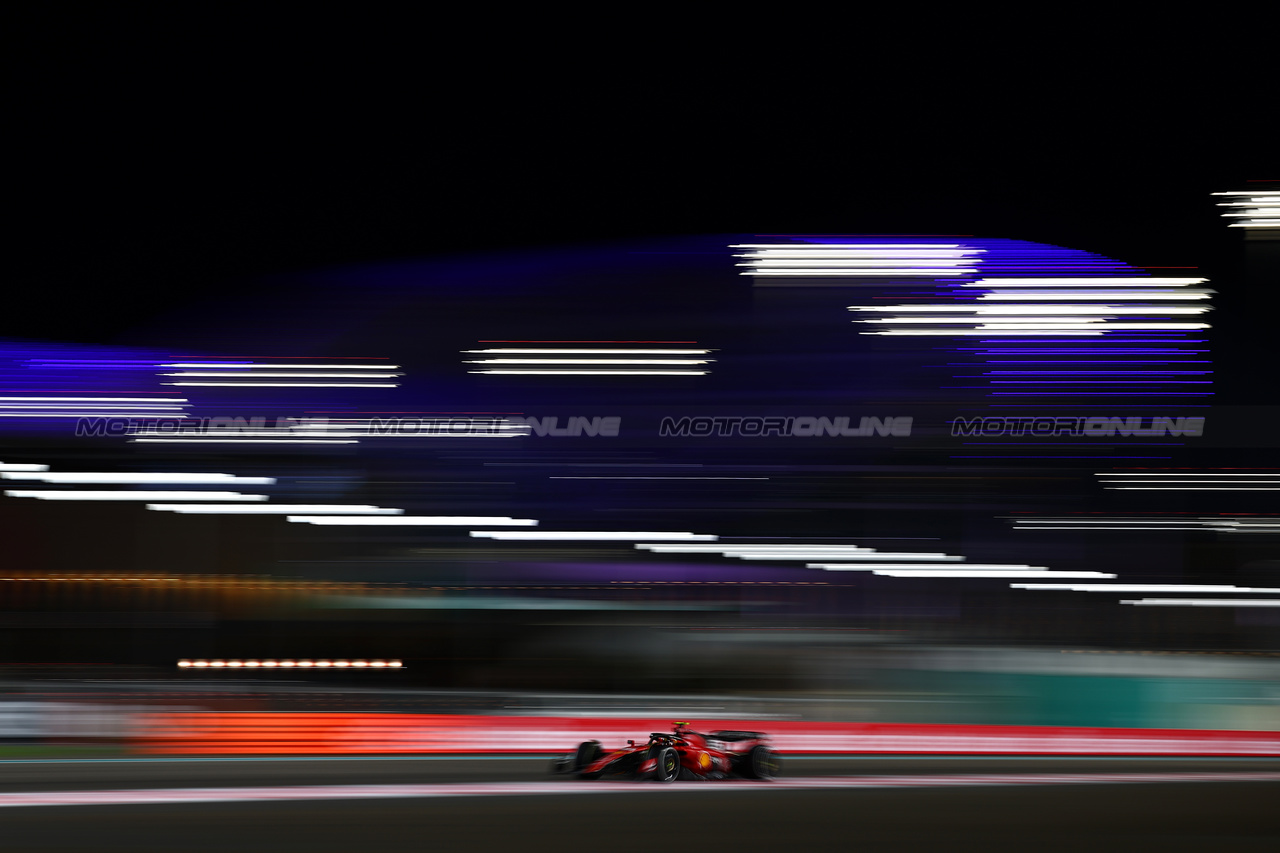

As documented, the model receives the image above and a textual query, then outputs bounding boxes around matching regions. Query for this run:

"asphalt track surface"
[0,757,1277,852]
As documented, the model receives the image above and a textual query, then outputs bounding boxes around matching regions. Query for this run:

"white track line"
[2,773,1279,808]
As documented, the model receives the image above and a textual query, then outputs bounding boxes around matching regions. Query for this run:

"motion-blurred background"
[4,15,1277,757]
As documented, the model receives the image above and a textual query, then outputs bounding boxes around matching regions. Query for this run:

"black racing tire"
[743,745,779,780]
[653,746,680,783]
[573,741,602,776]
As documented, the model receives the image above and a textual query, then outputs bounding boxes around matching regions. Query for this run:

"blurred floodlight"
[810,563,1052,571]
[0,396,190,402]
[469,369,710,375]
[871,570,1117,578]
[161,372,401,378]
[1014,584,1280,592]
[470,531,718,541]
[288,515,538,526]
[1213,191,1280,232]
[465,359,712,365]
[645,550,961,561]
[1,472,277,484]
[464,349,711,355]
[962,278,1207,286]
[158,363,401,369]
[5,490,268,501]
[748,269,976,276]
[1121,599,1280,607]
[854,305,1209,314]
[147,504,404,514]
[637,543,876,552]
[978,290,1212,300]
[132,438,361,444]
[163,382,400,387]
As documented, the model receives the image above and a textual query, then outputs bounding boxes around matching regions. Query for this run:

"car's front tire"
[653,746,680,783]
[574,741,602,777]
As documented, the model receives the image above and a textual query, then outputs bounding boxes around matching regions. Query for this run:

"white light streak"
[463,349,711,355]
[160,372,402,379]
[740,259,977,267]
[1038,519,1280,524]
[638,549,960,561]
[854,305,1208,315]
[1014,584,1280,593]
[978,290,1213,300]
[636,543,875,552]
[0,409,189,414]
[1002,323,1206,330]
[147,504,403,514]
[1121,599,1280,607]
[292,423,527,432]
[729,243,969,249]
[0,403,186,410]
[469,370,708,376]
[1103,487,1280,491]
[0,473,277,484]
[870,570,1117,578]
[162,382,400,387]
[1010,518,1280,533]
[0,397,189,402]
[131,439,360,444]
[131,428,524,439]
[1099,480,1280,484]
[158,364,401,369]
[550,476,769,480]
[288,516,538,526]
[746,269,976,276]
[862,321,1209,330]
[864,317,1109,325]
[637,543,868,550]
[0,463,50,472]
[463,359,712,365]
[865,330,1106,336]
[1009,322,1205,329]
[470,531,717,541]
[724,552,956,561]
[131,431,522,438]
[5,490,267,501]
[808,563,1047,571]
[962,278,1207,287]
[1013,522,1233,527]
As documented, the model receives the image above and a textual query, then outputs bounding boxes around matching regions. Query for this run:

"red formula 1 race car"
[552,722,780,782]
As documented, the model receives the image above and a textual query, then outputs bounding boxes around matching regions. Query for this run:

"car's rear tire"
[654,746,680,783]
[743,745,779,779]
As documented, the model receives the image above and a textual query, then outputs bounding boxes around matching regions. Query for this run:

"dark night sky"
[9,15,1273,350]
[3,15,1277,670]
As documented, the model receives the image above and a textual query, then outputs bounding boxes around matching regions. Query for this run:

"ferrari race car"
[552,722,780,782]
